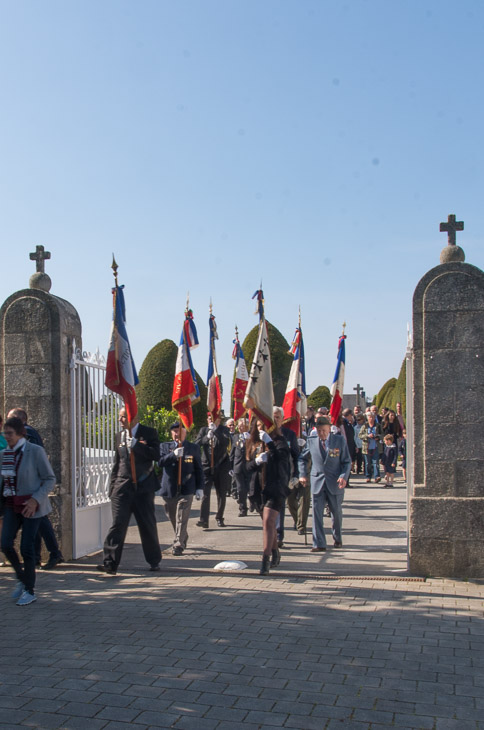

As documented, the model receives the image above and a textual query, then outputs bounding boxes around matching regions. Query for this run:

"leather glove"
[174,447,184,458]
[258,430,272,444]
[229,470,234,477]
[255,452,268,465]
[195,489,204,500]
[208,422,216,433]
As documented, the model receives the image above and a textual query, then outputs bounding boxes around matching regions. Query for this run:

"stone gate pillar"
[409,219,484,578]
[0,247,82,560]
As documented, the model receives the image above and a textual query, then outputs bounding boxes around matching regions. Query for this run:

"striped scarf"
[1,439,26,496]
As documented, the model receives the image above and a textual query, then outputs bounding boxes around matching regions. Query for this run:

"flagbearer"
[195,414,231,528]
[158,421,204,555]
[97,408,162,575]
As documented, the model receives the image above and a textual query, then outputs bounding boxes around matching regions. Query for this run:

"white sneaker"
[16,590,37,606]
[11,581,25,600]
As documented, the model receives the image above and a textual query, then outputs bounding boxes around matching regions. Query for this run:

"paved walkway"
[1,472,483,730]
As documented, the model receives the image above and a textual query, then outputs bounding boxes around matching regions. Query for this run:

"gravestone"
[0,248,82,560]
[409,216,484,578]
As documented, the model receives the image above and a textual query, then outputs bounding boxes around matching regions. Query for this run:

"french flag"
[105,285,139,426]
[329,334,346,424]
[207,312,222,421]
[232,332,249,420]
[282,326,307,435]
[172,308,200,430]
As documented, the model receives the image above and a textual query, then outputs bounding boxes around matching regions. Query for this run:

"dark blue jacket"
[158,440,204,499]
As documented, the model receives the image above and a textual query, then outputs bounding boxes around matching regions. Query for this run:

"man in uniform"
[158,421,204,555]
[298,416,351,551]
[97,407,161,575]
[195,413,231,528]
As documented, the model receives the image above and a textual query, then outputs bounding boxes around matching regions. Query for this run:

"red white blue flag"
[282,324,307,435]
[329,333,346,424]
[243,289,274,430]
[172,308,200,430]
[232,330,249,421]
[206,311,222,421]
[105,285,139,426]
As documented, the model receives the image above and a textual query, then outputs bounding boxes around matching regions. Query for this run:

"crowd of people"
[1,400,406,604]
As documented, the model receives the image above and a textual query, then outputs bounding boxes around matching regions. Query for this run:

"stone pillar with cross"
[0,249,82,560]
[409,214,484,578]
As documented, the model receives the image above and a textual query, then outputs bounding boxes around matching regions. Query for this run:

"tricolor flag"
[105,284,139,426]
[282,323,307,435]
[243,289,274,430]
[172,308,200,430]
[206,309,222,421]
[232,329,248,420]
[329,332,346,424]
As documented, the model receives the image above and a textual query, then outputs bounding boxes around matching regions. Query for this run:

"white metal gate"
[70,341,121,558]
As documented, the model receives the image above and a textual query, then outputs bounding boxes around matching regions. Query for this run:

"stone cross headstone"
[353,383,362,407]
[409,215,484,578]
[439,213,464,246]
[0,250,82,560]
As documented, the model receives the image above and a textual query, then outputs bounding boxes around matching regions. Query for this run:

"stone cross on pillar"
[439,214,464,246]
[30,245,51,273]
[353,383,362,406]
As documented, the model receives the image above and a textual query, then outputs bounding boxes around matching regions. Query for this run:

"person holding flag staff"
[245,415,290,575]
[158,421,204,555]
[195,413,231,528]
[100,259,161,575]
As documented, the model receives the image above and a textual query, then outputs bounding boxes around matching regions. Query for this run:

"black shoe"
[41,555,63,570]
[172,546,184,556]
[311,546,326,552]
[238,510,247,517]
[249,504,255,513]
[297,528,306,535]
[149,563,161,571]
[333,541,343,548]
[270,548,281,568]
[216,519,226,527]
[96,564,117,575]
[259,555,271,575]
[277,540,284,549]
[196,520,209,528]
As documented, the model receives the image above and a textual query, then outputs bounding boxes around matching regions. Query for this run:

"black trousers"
[103,487,161,569]
[200,469,229,523]
[235,472,251,513]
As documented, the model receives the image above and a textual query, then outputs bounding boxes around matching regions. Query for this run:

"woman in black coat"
[245,417,290,575]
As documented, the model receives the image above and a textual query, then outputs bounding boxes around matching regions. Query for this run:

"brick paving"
[1,473,483,729]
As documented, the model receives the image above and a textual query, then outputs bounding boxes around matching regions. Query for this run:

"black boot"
[271,548,281,568]
[259,555,271,575]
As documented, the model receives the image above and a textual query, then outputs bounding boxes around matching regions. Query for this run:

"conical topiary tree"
[307,385,331,409]
[392,358,407,418]
[375,377,397,410]
[136,338,208,434]
[238,320,292,410]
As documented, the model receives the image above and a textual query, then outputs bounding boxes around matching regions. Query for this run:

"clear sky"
[1,0,482,408]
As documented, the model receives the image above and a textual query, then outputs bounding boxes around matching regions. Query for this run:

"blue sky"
[1,0,482,408]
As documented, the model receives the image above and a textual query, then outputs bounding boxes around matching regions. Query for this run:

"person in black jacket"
[342,409,357,488]
[97,408,161,575]
[195,414,231,528]
[229,417,251,516]
[158,421,204,555]
[273,407,300,545]
[245,417,290,575]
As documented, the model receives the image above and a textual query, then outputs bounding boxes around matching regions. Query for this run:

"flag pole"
[178,294,191,488]
[111,255,137,485]
[209,298,215,474]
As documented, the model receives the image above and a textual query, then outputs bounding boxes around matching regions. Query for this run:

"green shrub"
[307,385,331,409]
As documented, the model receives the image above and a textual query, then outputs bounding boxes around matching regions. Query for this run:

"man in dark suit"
[158,421,204,555]
[97,408,161,575]
[195,414,231,528]
[298,416,351,551]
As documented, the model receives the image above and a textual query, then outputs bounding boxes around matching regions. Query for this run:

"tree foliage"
[137,338,208,433]
[239,320,292,409]
[374,377,397,410]
[392,359,407,418]
[307,385,331,409]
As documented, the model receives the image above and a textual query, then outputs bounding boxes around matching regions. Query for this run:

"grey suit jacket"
[0,441,55,518]
[298,432,351,496]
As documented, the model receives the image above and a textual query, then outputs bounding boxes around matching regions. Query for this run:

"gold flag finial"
[185,292,190,313]
[342,321,347,336]
[209,297,213,315]
[235,324,239,339]
[111,255,119,286]
[298,306,301,328]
